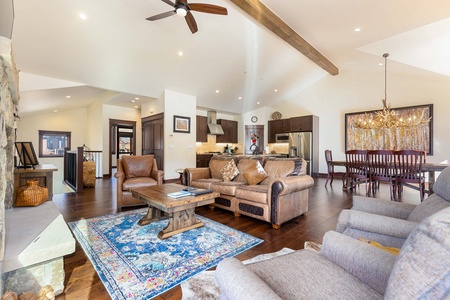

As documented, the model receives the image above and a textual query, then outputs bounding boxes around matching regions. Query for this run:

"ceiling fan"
[146,0,228,34]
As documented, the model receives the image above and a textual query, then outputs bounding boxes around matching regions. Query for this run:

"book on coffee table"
[167,188,214,198]
[167,191,192,198]
[189,189,213,196]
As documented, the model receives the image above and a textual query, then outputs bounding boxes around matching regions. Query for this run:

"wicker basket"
[15,180,48,207]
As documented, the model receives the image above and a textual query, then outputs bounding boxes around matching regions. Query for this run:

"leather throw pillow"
[243,160,268,185]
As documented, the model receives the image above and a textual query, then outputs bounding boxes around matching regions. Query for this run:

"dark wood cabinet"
[196,115,208,142]
[268,118,290,143]
[196,154,213,167]
[216,119,238,143]
[142,113,164,170]
[290,115,314,132]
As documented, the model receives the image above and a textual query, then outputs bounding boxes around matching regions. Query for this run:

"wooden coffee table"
[130,183,219,239]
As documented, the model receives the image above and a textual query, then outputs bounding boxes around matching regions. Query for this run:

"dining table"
[331,160,449,195]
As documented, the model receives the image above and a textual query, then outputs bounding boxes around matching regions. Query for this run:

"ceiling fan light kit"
[176,8,187,17]
[147,0,228,34]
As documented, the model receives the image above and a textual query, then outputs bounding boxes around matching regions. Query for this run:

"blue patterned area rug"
[68,208,262,300]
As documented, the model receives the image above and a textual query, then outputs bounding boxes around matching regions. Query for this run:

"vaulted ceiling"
[11,0,450,116]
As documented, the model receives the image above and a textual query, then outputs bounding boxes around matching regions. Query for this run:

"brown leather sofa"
[184,155,314,228]
[114,155,164,209]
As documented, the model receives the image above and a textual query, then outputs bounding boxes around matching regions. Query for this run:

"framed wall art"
[15,142,39,168]
[345,104,433,155]
[173,115,190,133]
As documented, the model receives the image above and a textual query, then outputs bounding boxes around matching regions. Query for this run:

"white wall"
[241,106,272,153]
[271,69,450,174]
[86,99,103,150]
[163,90,197,180]
[16,108,89,193]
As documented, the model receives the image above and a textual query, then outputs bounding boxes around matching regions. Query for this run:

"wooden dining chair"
[345,150,370,195]
[367,150,394,199]
[393,150,426,202]
[324,150,346,187]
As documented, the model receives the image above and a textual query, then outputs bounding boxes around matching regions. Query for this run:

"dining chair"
[393,150,426,202]
[367,150,394,199]
[324,150,346,187]
[345,150,370,195]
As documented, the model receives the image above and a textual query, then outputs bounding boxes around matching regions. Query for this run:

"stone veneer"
[0,37,20,294]
[0,38,75,296]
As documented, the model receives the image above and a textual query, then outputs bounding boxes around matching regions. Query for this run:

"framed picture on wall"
[345,104,433,155]
[173,115,190,133]
[15,142,39,168]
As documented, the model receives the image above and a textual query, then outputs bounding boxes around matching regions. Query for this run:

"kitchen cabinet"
[268,119,290,143]
[196,154,213,167]
[290,115,314,132]
[216,119,238,143]
[196,115,208,142]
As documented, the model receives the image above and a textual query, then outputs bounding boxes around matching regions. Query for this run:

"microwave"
[275,133,289,143]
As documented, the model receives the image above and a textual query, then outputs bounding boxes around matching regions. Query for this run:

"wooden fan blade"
[146,10,176,21]
[161,0,175,6]
[185,11,198,34]
[188,3,228,15]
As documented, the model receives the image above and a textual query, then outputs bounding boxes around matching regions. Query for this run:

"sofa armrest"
[271,175,314,196]
[184,167,211,185]
[352,196,416,219]
[336,210,418,239]
[150,170,164,185]
[321,231,397,295]
[215,258,282,300]
[114,171,125,187]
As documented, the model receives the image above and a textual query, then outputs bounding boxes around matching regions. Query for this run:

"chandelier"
[353,53,430,129]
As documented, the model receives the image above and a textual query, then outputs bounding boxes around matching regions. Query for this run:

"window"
[38,130,71,157]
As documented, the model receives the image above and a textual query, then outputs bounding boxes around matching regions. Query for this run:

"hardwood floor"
[53,176,414,300]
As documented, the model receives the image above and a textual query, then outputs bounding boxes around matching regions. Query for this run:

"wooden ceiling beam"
[229,0,339,76]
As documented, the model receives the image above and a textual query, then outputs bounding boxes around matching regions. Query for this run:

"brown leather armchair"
[114,155,164,209]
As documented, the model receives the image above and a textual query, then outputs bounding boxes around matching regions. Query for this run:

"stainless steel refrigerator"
[289,132,312,175]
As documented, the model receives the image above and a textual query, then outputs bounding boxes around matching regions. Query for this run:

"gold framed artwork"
[173,115,190,133]
[345,104,433,155]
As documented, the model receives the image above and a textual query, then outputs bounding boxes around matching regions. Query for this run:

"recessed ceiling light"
[256,101,260,105]
[66,95,71,98]
[178,51,183,56]
[274,89,278,92]
[53,110,58,113]
[134,105,139,109]
[216,90,220,93]
[131,100,136,103]
[135,97,140,100]
[354,27,361,32]
[79,13,87,20]
[378,63,384,66]
[238,96,242,100]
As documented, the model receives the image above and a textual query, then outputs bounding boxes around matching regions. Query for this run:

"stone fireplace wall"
[0,37,20,292]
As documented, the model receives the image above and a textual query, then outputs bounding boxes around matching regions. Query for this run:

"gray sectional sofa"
[215,206,450,299]
[336,166,450,248]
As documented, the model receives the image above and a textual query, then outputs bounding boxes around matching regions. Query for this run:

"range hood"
[207,111,224,135]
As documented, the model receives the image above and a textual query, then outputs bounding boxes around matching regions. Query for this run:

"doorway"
[108,119,136,178]
[142,113,164,171]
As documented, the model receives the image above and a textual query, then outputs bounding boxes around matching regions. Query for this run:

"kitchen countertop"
[197,153,288,157]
